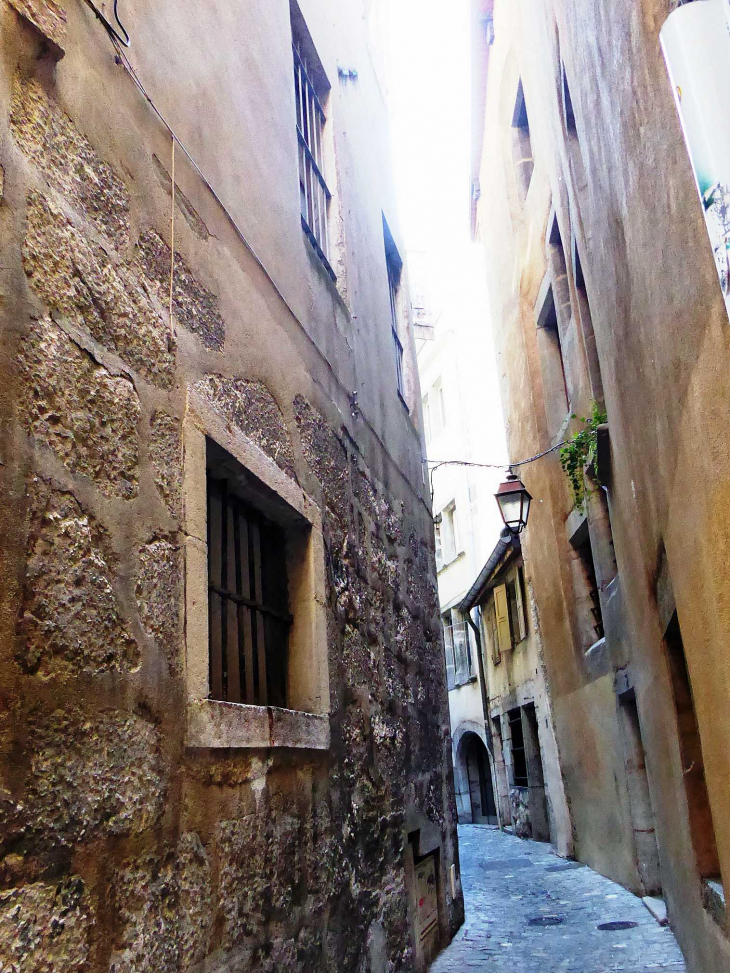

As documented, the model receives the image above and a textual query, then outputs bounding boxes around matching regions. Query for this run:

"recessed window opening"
[572,237,605,404]
[665,612,721,884]
[575,529,604,644]
[506,568,528,644]
[443,609,474,686]
[509,707,529,787]
[291,1,334,280]
[536,285,569,412]
[424,380,446,442]
[383,216,407,404]
[443,611,456,690]
[562,63,576,134]
[512,79,534,201]
[439,502,458,565]
[206,440,307,709]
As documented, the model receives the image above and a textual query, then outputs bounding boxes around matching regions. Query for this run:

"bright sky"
[384,0,474,313]
[383,0,508,470]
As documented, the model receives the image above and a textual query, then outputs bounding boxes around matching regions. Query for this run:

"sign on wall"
[414,854,439,949]
[661,0,730,318]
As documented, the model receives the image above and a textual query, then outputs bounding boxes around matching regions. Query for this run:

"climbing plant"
[559,402,608,509]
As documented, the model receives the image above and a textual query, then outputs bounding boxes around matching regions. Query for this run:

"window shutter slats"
[494,583,512,655]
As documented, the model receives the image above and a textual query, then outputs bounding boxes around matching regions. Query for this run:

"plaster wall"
[475,0,730,969]
[0,1,461,970]
[478,557,573,857]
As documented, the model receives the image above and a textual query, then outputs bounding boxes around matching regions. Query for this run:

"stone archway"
[452,722,498,825]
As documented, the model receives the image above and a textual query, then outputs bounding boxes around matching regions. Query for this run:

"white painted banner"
[661,0,730,319]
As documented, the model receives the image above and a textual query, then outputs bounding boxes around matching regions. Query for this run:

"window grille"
[293,41,335,280]
[509,707,529,787]
[207,475,291,708]
[388,260,405,400]
[442,615,456,690]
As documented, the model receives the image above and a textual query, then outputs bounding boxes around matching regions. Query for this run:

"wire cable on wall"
[77,0,436,517]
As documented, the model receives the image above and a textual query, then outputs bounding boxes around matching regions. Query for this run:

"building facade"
[0,1,462,970]
[415,272,507,830]
[472,0,730,970]
[461,532,572,855]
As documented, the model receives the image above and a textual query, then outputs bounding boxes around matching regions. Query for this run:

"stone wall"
[0,1,461,970]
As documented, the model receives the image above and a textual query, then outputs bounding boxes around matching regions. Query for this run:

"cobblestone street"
[431,826,687,972]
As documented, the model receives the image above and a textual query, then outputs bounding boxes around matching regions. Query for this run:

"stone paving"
[431,825,687,973]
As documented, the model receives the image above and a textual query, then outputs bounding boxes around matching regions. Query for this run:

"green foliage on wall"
[559,403,608,509]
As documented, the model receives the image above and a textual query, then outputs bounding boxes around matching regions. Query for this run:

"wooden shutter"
[514,568,527,642]
[494,583,512,654]
[487,604,501,665]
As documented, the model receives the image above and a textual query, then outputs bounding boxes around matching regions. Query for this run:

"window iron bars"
[293,43,336,281]
[207,477,291,708]
[509,708,529,787]
[392,326,405,400]
[386,255,406,400]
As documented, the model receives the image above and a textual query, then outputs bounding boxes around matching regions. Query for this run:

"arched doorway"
[464,733,497,825]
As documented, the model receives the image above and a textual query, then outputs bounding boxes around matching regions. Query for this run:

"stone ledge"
[186,698,330,750]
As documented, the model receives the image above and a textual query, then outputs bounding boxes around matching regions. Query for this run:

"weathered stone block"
[135,230,224,350]
[109,833,212,973]
[294,395,350,523]
[136,536,183,672]
[27,708,164,846]
[23,193,175,388]
[18,318,140,498]
[149,411,182,517]
[6,0,66,56]
[193,375,296,478]
[0,877,92,972]
[12,74,127,243]
[18,482,139,675]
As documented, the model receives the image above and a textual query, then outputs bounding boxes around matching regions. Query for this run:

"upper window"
[423,379,446,445]
[291,2,334,280]
[512,79,534,202]
[383,217,407,404]
[437,502,459,569]
[442,608,474,688]
[491,567,528,657]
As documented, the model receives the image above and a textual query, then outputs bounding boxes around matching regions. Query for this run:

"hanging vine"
[559,402,608,509]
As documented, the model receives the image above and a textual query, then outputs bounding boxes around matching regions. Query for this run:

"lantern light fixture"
[495,469,532,535]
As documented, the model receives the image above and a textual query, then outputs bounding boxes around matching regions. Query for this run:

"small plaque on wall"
[414,854,439,949]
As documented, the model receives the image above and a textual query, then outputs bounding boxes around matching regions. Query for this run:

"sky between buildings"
[383,0,509,547]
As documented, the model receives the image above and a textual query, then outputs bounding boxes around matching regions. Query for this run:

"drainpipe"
[465,607,493,759]
[466,605,506,829]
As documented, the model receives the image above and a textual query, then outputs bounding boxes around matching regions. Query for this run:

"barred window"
[383,216,407,404]
[509,707,529,787]
[292,4,334,280]
[206,446,293,708]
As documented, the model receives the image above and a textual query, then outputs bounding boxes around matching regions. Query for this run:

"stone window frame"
[183,389,330,750]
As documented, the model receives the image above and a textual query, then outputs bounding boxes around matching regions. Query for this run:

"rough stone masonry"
[0,1,462,971]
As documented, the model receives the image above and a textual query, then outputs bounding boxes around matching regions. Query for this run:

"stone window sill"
[186,698,330,750]
[437,550,466,574]
[702,877,727,932]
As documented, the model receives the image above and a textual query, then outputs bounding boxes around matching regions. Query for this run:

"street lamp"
[495,470,532,535]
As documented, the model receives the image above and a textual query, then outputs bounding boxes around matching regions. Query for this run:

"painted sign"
[661,0,730,318]
[414,854,439,947]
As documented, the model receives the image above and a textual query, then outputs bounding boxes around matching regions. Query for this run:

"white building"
[413,250,508,824]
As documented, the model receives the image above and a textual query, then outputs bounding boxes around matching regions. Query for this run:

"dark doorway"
[665,612,721,883]
[618,694,662,894]
[465,734,497,824]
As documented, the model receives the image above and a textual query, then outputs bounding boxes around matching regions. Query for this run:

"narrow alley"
[431,827,687,973]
